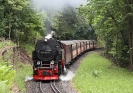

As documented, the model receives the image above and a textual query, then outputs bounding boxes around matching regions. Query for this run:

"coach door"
[65,45,72,64]
[72,44,77,59]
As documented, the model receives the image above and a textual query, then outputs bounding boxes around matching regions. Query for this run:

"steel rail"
[39,81,45,93]
[50,81,62,93]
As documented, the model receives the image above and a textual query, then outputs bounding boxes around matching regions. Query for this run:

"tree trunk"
[8,21,11,40]
[8,9,12,40]
[127,0,133,70]
[129,31,133,70]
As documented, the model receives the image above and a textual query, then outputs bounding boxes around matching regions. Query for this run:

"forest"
[0,0,133,69]
[78,0,133,70]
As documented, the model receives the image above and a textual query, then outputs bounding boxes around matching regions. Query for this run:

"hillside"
[0,40,33,93]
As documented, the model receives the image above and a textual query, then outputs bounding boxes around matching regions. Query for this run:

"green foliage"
[54,6,96,40]
[92,69,102,78]
[0,40,15,49]
[73,52,133,93]
[20,42,34,55]
[14,63,32,93]
[0,61,15,93]
[78,0,132,68]
[0,0,97,43]
[0,0,45,44]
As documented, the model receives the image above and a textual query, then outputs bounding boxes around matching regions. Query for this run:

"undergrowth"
[20,42,34,56]
[0,40,33,93]
[14,62,32,93]
[73,52,133,93]
[0,40,15,48]
[0,60,15,93]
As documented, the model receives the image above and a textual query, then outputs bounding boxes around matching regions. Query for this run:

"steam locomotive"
[32,32,96,80]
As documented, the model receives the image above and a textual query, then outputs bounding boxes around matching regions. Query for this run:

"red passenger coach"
[60,40,96,65]
[60,41,76,65]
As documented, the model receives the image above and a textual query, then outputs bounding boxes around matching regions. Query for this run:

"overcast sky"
[32,0,86,10]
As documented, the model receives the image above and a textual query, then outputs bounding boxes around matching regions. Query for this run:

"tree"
[0,0,45,44]
[124,0,133,70]
[78,0,133,69]
[55,5,96,40]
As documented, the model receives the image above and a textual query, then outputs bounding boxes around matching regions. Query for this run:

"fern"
[0,81,8,93]
[0,62,15,93]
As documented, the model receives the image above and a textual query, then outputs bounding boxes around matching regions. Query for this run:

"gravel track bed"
[26,49,102,93]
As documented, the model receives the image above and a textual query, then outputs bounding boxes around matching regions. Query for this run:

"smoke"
[31,0,86,35]
[59,70,75,81]
[45,31,56,39]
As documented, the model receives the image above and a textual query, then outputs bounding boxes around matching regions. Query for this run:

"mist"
[31,0,86,10]
[31,0,86,35]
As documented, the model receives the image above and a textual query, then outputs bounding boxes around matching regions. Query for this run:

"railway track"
[34,81,62,93]
[39,81,45,93]
[50,81,62,93]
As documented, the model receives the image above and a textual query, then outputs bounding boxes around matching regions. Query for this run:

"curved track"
[39,81,45,93]
[32,81,62,93]
[50,81,61,93]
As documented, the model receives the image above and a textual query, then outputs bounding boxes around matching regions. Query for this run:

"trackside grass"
[14,63,32,93]
[73,52,133,93]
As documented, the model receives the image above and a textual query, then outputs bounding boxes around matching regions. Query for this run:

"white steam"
[25,76,33,82]
[45,34,53,39]
[59,70,75,81]
[45,31,55,39]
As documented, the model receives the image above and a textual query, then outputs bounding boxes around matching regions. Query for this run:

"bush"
[0,61,15,93]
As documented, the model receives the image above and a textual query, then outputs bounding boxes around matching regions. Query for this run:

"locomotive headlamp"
[51,60,54,64]
[37,61,41,65]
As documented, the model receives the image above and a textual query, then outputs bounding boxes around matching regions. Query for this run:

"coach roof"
[60,40,76,45]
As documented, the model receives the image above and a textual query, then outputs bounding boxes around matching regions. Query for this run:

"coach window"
[72,44,76,51]
[90,41,92,44]
[78,44,80,48]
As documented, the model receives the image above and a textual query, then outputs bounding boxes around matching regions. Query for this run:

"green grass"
[73,52,133,93]
[14,63,32,93]
[0,40,15,48]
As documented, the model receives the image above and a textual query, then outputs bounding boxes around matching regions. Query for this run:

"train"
[32,31,96,80]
